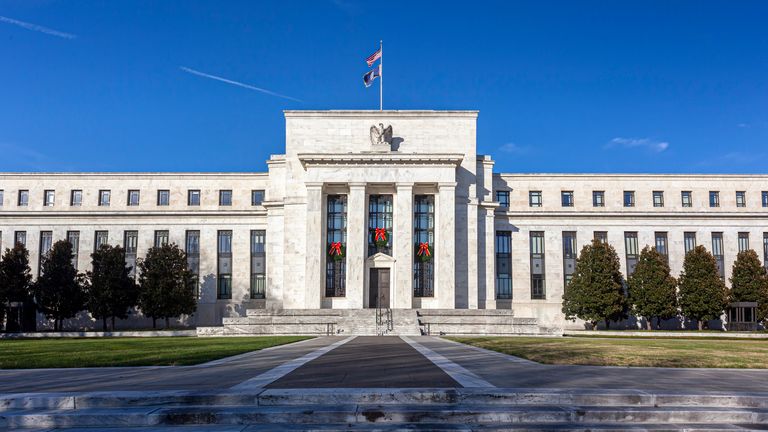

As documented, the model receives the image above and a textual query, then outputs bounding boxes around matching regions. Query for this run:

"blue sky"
[1,0,767,174]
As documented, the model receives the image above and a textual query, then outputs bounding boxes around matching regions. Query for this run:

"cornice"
[297,153,464,169]
[496,211,768,219]
[0,210,268,218]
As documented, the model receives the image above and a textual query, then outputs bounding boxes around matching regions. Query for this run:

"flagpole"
[379,40,383,111]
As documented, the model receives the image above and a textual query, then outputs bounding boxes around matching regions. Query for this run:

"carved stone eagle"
[370,123,393,147]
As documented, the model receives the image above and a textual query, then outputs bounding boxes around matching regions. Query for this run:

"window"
[655,232,668,259]
[368,194,393,256]
[0,231,2,251]
[736,191,746,208]
[496,190,509,208]
[70,190,82,206]
[562,232,577,288]
[39,231,53,272]
[684,232,697,254]
[219,190,232,206]
[763,191,768,208]
[99,190,111,206]
[712,232,725,280]
[495,231,512,300]
[124,231,138,278]
[594,231,608,243]
[561,191,574,207]
[127,190,140,206]
[14,231,26,247]
[530,231,545,299]
[681,191,692,208]
[67,231,79,270]
[709,191,720,208]
[154,230,169,247]
[185,230,200,297]
[0,189,3,206]
[217,230,233,299]
[94,230,108,250]
[738,232,749,253]
[250,230,266,299]
[592,191,605,207]
[624,232,639,276]
[652,191,664,208]
[44,190,55,207]
[157,190,170,206]
[763,233,768,272]
[188,189,201,206]
[326,195,348,297]
[251,190,265,206]
[623,191,635,207]
[529,191,542,207]
[18,190,29,206]
[414,195,435,297]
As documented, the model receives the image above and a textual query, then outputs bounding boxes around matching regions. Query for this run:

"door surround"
[364,252,396,308]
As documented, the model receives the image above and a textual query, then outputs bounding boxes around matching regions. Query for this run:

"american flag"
[366,48,381,67]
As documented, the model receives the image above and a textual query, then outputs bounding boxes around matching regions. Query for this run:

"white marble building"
[1,110,767,333]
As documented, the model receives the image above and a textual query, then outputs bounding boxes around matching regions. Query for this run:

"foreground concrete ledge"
[0,330,197,339]
[564,330,768,339]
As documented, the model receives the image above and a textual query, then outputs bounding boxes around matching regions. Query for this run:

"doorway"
[368,268,390,308]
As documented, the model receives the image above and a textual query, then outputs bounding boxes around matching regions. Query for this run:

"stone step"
[417,309,517,317]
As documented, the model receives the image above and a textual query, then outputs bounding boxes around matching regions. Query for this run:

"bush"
[628,246,678,330]
[86,244,137,331]
[678,245,728,330]
[137,243,197,328]
[730,249,768,325]
[33,241,86,330]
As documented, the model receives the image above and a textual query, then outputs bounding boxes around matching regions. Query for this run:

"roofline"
[495,173,768,178]
[284,110,479,118]
[0,172,268,177]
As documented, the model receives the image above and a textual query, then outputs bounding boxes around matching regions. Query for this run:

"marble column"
[304,182,324,309]
[437,182,457,308]
[481,205,497,309]
[394,182,413,309]
[346,183,366,308]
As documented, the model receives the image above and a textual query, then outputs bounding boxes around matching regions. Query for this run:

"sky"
[1,0,767,174]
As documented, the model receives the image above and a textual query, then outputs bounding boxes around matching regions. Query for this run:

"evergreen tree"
[562,239,627,329]
[33,241,86,331]
[730,249,768,324]
[628,246,678,330]
[85,244,137,331]
[137,243,196,328]
[678,245,729,330]
[0,243,34,331]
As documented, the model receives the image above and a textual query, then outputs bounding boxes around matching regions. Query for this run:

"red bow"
[329,242,342,256]
[374,228,387,242]
[417,242,431,257]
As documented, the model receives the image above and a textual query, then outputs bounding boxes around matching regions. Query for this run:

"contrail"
[179,66,303,103]
[0,15,76,39]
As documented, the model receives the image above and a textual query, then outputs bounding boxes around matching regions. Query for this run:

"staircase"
[417,309,561,336]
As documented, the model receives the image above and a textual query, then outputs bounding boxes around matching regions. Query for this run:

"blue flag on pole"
[363,65,381,88]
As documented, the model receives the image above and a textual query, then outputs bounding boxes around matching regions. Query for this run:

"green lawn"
[0,336,311,369]
[448,336,768,368]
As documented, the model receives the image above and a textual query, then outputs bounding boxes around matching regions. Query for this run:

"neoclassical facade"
[1,110,767,332]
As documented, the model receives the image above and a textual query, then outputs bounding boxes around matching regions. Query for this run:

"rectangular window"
[623,191,635,207]
[712,232,725,280]
[154,230,169,247]
[251,190,265,206]
[625,232,639,276]
[250,230,266,299]
[0,189,4,206]
[157,190,170,206]
[219,190,232,206]
[127,190,140,206]
[738,232,749,252]
[495,231,512,300]
[99,190,111,206]
[15,231,26,247]
[736,191,746,208]
[185,230,200,298]
[655,231,668,258]
[70,190,82,206]
[763,191,768,208]
[18,190,29,206]
[368,194,393,256]
[594,231,608,243]
[530,231,545,299]
[326,195,348,297]
[709,191,720,208]
[561,191,574,207]
[592,191,605,207]
[653,191,664,207]
[217,230,233,299]
[763,233,768,272]
[124,230,138,277]
[39,231,53,272]
[562,231,577,289]
[188,189,201,206]
[44,190,55,207]
[94,230,108,251]
[67,231,79,269]
[681,191,692,207]
[529,191,542,207]
[496,190,509,208]
[684,232,697,254]
[413,195,435,297]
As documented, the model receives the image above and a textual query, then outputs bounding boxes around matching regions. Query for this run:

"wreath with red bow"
[328,242,346,261]
[416,242,433,263]
[372,227,390,248]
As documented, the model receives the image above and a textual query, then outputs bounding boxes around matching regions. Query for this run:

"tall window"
[39,231,53,272]
[736,191,746,208]
[681,191,692,207]
[67,231,80,270]
[592,191,605,207]
[368,194,393,256]
[70,190,82,206]
[185,230,200,298]
[154,230,169,247]
[623,191,635,207]
[712,232,725,280]
[495,231,512,300]
[738,232,750,252]
[709,191,720,208]
[529,191,542,207]
[98,190,111,206]
[496,190,509,208]
[127,190,140,206]
[655,232,668,259]
[18,190,29,206]
[251,190,265,206]
[561,191,574,207]
[530,231,545,299]
[124,231,138,278]
[217,230,232,299]
[0,189,4,206]
[326,195,347,297]
[94,230,108,250]
[594,231,608,243]
[562,231,577,288]
[624,232,639,276]
[188,189,201,206]
[652,191,664,207]
[15,231,26,247]
[44,190,55,207]
[157,190,170,206]
[250,230,266,299]
[763,233,768,271]
[684,232,697,254]
[219,190,232,206]
[414,195,434,297]
[763,191,768,208]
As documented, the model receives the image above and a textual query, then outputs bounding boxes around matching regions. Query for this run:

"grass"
[447,336,768,368]
[0,336,311,369]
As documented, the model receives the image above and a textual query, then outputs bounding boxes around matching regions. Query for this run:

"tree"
[628,246,678,330]
[33,241,86,331]
[0,243,34,332]
[562,239,628,329]
[85,244,137,331]
[730,249,768,324]
[137,243,197,328]
[678,245,729,330]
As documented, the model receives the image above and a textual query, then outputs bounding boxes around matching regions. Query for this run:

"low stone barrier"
[0,329,197,339]
[564,330,768,339]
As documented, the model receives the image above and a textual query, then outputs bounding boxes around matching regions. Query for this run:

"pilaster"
[346,183,366,308]
[304,182,324,309]
[438,182,456,308]
[394,182,414,309]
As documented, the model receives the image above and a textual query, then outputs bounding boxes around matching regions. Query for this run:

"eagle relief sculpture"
[369,123,393,149]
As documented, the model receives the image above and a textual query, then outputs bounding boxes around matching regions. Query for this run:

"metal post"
[379,40,383,111]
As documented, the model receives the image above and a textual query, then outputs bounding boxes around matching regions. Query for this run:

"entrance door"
[368,268,390,308]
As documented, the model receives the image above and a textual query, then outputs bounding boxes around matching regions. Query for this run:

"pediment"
[367,252,396,264]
